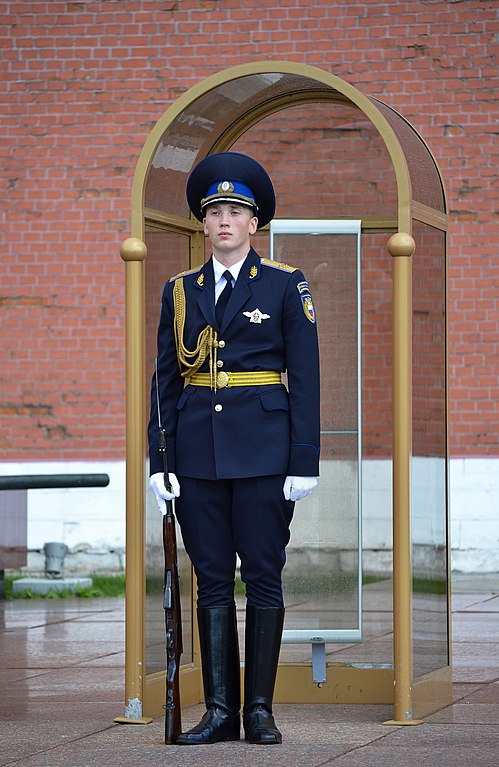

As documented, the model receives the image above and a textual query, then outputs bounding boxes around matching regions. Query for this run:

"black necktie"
[215,270,233,327]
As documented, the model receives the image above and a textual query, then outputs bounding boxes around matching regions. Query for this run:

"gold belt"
[189,371,281,390]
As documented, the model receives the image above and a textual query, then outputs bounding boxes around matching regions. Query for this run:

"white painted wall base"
[1,461,126,575]
[449,457,499,574]
[2,457,498,575]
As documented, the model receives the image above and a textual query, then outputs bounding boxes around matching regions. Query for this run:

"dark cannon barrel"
[0,474,110,490]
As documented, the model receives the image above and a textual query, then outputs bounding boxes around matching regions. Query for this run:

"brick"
[1,0,497,460]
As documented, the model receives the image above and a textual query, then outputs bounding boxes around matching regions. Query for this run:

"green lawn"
[3,573,126,599]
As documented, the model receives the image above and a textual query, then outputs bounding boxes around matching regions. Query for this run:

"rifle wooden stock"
[160,430,183,744]
[163,505,182,743]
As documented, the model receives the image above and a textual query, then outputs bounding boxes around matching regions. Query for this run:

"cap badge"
[217,181,234,194]
[243,308,270,324]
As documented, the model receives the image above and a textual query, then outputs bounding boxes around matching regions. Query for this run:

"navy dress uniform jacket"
[148,247,320,481]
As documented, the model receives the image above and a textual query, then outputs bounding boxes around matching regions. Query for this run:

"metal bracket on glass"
[283,628,362,687]
[311,638,327,687]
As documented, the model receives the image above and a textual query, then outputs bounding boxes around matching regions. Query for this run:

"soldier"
[148,152,320,745]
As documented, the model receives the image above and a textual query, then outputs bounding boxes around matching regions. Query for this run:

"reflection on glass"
[145,496,192,675]
[270,231,361,645]
[284,433,360,633]
[144,227,193,674]
[232,101,397,220]
[372,100,445,212]
[257,229,396,670]
[411,221,448,676]
[144,73,399,220]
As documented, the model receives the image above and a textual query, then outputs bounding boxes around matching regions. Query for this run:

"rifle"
[156,360,183,744]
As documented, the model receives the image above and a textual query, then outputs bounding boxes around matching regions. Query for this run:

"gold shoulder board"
[169,266,201,283]
[260,258,297,273]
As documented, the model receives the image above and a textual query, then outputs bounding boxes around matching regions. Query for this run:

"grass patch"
[412,577,447,595]
[5,572,442,600]
[3,573,126,600]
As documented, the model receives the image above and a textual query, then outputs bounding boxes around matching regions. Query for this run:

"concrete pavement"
[1,575,498,766]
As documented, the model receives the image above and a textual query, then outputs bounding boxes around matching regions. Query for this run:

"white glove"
[283,476,318,502]
[149,472,180,515]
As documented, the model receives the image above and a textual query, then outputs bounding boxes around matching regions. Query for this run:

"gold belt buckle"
[216,371,230,389]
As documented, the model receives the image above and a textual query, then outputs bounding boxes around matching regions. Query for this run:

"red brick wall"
[2,0,497,460]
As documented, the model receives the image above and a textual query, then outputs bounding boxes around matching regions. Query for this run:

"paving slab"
[327,724,499,767]
[1,578,498,766]
[0,721,114,767]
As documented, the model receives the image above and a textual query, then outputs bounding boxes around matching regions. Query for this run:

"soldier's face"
[203,203,258,256]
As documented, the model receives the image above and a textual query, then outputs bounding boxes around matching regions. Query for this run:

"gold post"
[384,233,422,727]
[114,238,153,725]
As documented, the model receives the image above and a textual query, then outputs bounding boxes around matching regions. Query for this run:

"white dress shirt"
[212,254,246,303]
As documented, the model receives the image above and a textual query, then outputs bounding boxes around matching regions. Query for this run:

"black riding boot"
[243,605,285,745]
[176,605,241,745]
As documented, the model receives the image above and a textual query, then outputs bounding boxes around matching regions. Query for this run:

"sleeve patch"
[297,281,316,323]
[301,294,316,323]
[296,280,310,295]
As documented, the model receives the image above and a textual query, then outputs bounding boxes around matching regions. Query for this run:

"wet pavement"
[1,574,498,766]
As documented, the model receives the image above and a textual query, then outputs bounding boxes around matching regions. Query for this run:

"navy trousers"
[175,474,295,608]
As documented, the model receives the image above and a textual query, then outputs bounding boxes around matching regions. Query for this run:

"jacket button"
[214,404,223,412]
[217,360,224,368]
[218,339,226,348]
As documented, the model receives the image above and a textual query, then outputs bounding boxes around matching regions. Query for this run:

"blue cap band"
[201,180,257,211]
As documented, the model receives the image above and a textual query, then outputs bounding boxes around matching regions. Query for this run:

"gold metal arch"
[131,61,419,236]
[120,61,449,727]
